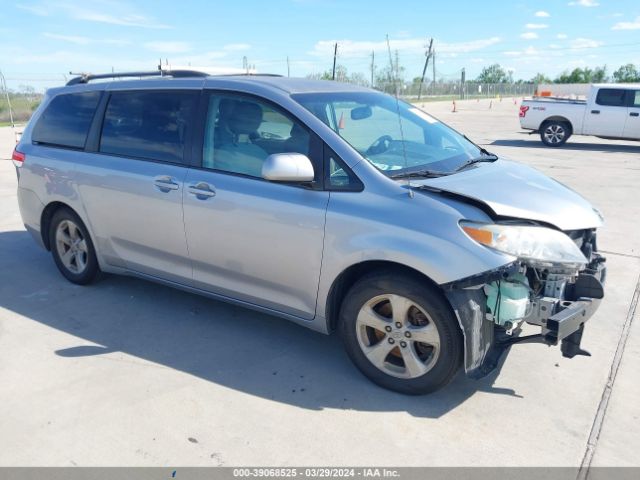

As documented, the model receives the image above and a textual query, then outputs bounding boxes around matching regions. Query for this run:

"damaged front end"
[444,223,606,379]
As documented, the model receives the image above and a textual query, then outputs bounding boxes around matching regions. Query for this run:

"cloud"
[520,32,539,39]
[570,38,603,49]
[612,17,640,30]
[43,32,91,45]
[568,0,599,7]
[223,43,251,51]
[525,23,548,29]
[144,41,191,53]
[17,3,49,16]
[73,11,171,28]
[557,33,568,39]
[42,32,132,47]
[308,36,501,58]
[504,46,542,57]
[534,11,550,17]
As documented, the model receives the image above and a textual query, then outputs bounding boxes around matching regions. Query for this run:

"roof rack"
[66,68,284,86]
[66,69,210,86]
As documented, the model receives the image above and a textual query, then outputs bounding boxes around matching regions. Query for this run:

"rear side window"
[595,89,627,107]
[100,91,197,164]
[32,91,101,149]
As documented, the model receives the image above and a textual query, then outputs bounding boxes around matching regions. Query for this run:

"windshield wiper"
[389,169,449,179]
[454,152,499,172]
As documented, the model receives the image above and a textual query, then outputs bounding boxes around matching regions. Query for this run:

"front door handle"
[153,175,180,192]
[630,112,640,117]
[591,110,600,114]
[188,182,216,199]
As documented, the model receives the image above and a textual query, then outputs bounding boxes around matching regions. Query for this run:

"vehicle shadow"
[490,139,640,153]
[0,230,520,419]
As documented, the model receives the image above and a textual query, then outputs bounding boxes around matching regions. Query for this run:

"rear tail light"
[12,148,25,167]
[519,105,529,118]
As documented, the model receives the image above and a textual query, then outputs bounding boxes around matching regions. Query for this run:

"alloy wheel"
[55,219,88,274]
[355,294,441,379]
[544,124,566,144]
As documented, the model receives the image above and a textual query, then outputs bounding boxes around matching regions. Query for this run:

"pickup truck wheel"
[339,272,463,395]
[541,121,571,147]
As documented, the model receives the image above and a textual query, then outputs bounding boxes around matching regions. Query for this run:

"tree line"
[476,63,640,84]
[307,61,640,88]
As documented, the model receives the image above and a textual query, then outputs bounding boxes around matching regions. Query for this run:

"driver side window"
[202,94,311,178]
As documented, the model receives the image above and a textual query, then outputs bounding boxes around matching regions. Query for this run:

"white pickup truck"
[519,84,640,146]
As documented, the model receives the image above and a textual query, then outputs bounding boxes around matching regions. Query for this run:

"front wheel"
[540,121,571,147]
[339,272,463,395]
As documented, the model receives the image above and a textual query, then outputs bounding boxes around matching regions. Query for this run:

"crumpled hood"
[412,159,603,231]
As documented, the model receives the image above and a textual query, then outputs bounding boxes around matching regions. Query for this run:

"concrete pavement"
[0,98,637,467]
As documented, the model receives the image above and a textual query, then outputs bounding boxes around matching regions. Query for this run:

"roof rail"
[66,69,210,86]
[66,68,284,86]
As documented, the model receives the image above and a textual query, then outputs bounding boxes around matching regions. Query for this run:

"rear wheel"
[49,208,100,285]
[339,272,463,395]
[540,121,571,147]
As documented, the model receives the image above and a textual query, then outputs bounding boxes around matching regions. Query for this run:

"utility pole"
[432,51,436,85]
[417,37,433,100]
[370,50,375,87]
[286,56,290,77]
[461,68,466,100]
[394,49,400,80]
[332,42,338,80]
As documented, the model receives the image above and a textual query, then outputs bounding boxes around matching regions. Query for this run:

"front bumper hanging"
[445,259,606,379]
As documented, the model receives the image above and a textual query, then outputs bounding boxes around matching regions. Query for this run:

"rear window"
[595,89,627,107]
[100,91,197,164]
[32,91,101,149]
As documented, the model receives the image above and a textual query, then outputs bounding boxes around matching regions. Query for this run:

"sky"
[1,0,640,91]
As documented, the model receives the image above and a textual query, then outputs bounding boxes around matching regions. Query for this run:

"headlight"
[460,221,587,268]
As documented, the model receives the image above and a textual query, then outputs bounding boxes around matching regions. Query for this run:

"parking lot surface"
[0,98,638,467]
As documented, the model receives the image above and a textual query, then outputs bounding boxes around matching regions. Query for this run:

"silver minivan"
[13,70,606,394]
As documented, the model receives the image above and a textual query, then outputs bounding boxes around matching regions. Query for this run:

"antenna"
[385,35,411,197]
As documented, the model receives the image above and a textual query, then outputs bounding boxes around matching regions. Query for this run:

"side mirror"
[262,153,315,182]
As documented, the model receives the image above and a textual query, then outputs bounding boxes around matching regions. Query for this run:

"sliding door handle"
[153,175,180,192]
[188,182,216,199]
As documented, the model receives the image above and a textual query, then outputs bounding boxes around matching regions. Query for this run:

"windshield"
[291,91,485,176]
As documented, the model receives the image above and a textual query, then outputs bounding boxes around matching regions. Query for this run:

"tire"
[339,271,463,395]
[540,120,571,147]
[49,208,101,285]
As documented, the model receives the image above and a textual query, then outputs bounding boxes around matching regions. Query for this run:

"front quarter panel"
[316,168,515,322]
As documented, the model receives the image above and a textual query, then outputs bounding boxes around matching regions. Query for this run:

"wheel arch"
[541,116,574,134]
[40,201,77,250]
[325,260,442,332]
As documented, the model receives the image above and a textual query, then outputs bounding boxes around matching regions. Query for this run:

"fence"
[397,81,536,101]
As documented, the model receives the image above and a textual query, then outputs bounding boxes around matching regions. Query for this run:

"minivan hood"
[412,159,603,231]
